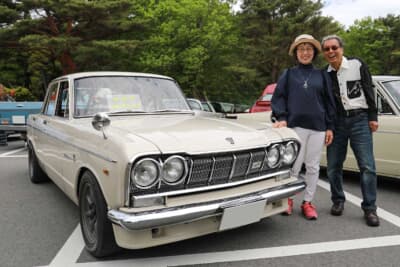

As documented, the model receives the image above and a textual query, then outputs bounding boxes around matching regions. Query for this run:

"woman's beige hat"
[288,34,322,55]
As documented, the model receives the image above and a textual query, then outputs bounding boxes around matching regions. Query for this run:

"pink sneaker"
[282,198,293,215]
[301,201,318,220]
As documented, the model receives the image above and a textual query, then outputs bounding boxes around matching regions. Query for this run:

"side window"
[44,83,59,116]
[56,81,69,118]
[377,93,394,115]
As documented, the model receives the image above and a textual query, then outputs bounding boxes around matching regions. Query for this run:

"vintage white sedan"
[27,72,305,257]
[318,75,400,179]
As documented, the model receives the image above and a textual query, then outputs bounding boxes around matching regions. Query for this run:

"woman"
[271,34,336,220]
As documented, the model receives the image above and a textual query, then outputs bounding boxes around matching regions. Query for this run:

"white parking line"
[0,147,26,157]
[42,179,400,267]
[48,225,84,267]
[318,179,400,227]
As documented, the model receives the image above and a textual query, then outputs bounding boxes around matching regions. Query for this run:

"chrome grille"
[186,148,268,188]
[130,141,298,197]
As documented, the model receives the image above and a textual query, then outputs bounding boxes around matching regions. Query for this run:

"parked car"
[0,99,43,138]
[210,101,235,113]
[320,76,400,179]
[187,98,216,113]
[249,83,276,113]
[27,71,305,257]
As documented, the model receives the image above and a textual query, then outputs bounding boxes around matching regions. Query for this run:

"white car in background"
[320,75,400,179]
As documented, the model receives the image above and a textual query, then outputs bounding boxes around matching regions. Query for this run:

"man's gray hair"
[321,35,344,48]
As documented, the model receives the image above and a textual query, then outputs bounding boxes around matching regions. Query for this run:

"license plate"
[219,199,266,231]
[12,115,25,124]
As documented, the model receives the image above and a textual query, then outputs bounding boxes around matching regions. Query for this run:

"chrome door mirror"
[92,112,110,139]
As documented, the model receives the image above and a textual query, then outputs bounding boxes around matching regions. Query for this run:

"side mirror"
[92,112,110,139]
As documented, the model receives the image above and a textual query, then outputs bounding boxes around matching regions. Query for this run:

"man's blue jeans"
[327,112,377,211]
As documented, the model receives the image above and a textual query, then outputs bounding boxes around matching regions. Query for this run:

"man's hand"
[369,121,378,132]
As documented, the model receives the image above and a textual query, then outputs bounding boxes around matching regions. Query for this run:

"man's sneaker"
[364,210,380,227]
[330,202,344,216]
[282,198,293,216]
[301,201,318,220]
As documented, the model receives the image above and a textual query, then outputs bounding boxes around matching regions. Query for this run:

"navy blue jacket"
[271,64,336,131]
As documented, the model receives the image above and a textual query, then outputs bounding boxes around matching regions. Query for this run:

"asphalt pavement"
[1,139,399,267]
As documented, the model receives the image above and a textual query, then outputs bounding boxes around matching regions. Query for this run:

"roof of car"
[52,71,173,82]
[373,75,400,82]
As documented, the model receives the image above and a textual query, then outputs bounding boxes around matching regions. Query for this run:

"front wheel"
[79,171,119,257]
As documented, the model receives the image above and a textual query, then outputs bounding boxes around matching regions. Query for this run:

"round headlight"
[132,158,160,188]
[267,145,281,168]
[282,142,298,165]
[162,156,187,185]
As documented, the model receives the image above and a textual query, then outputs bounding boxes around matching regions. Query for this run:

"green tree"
[134,0,240,101]
[238,0,341,99]
[341,17,394,74]
[0,0,143,98]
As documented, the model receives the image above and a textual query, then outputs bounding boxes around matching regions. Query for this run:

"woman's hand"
[273,120,287,128]
[325,129,333,146]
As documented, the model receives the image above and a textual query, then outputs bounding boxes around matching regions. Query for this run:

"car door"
[371,82,400,178]
[35,80,71,189]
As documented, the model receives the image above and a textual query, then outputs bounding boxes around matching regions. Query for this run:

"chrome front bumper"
[0,124,26,132]
[108,180,306,231]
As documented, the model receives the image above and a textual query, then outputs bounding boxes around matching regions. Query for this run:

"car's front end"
[103,115,304,249]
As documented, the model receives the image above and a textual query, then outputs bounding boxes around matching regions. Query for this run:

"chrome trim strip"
[377,130,400,135]
[245,151,254,176]
[228,154,237,182]
[0,125,27,131]
[29,124,117,163]
[208,157,216,185]
[108,179,306,230]
[132,169,290,200]
[185,159,194,186]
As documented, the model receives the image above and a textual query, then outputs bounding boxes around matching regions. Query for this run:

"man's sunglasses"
[323,46,340,52]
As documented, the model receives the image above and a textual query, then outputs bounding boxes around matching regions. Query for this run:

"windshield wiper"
[108,110,147,114]
[152,109,190,113]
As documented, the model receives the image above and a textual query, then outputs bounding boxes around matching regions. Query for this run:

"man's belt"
[342,109,367,117]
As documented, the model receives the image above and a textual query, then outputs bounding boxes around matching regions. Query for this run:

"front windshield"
[383,80,400,107]
[73,76,190,117]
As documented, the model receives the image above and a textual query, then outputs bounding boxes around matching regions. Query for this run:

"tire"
[79,171,119,257]
[28,144,49,183]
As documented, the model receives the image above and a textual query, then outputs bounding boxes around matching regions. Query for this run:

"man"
[321,35,379,227]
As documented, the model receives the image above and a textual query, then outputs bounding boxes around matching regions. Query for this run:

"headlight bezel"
[266,144,281,168]
[281,141,298,166]
[131,158,161,189]
[162,155,188,185]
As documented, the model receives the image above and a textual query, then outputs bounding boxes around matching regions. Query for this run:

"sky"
[321,0,400,28]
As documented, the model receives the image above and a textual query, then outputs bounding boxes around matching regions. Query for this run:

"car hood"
[108,114,288,154]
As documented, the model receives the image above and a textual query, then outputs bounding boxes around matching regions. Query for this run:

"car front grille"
[131,145,291,195]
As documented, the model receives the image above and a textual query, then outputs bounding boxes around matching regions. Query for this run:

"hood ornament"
[225,137,235,145]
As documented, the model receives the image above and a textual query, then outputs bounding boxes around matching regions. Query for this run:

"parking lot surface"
[1,139,399,267]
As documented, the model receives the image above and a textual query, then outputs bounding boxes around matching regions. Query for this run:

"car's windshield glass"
[383,80,400,107]
[73,76,190,117]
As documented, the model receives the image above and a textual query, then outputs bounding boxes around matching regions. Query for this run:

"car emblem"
[225,137,235,144]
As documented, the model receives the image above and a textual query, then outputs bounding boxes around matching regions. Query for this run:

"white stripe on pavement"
[318,179,400,227]
[48,225,84,267]
[0,147,26,157]
[40,179,400,267]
